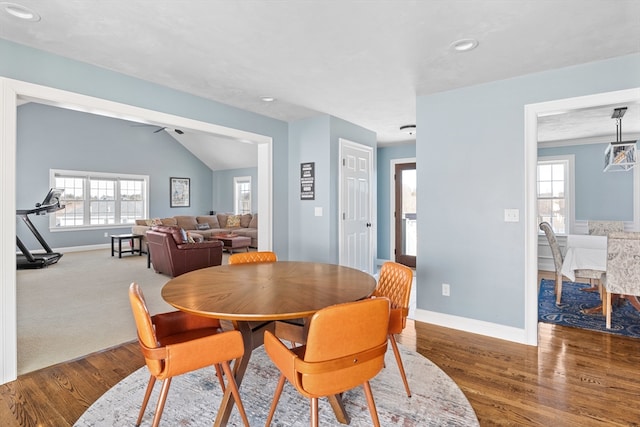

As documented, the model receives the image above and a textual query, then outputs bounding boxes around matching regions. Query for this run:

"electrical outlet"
[104,232,108,237]
[442,283,450,297]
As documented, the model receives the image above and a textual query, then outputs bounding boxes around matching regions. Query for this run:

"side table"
[111,234,143,258]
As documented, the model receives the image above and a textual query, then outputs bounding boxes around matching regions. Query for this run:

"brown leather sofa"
[147,225,223,277]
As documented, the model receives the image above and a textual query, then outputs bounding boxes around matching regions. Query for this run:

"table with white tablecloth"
[560,234,607,282]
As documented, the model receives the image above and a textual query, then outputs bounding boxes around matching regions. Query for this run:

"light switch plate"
[504,208,519,222]
[314,207,323,217]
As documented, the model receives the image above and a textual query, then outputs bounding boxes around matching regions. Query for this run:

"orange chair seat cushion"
[152,311,221,341]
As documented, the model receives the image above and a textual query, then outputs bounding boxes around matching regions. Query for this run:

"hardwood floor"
[2,321,640,426]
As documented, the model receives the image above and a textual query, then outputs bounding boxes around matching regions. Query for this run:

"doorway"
[339,139,373,273]
[524,87,640,345]
[0,77,274,383]
[394,162,416,268]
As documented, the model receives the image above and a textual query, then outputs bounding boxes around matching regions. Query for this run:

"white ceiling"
[2,1,639,168]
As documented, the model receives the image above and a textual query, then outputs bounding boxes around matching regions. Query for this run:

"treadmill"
[16,188,65,269]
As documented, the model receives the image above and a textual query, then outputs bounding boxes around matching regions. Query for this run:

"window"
[51,169,148,229]
[233,176,251,214]
[537,156,573,234]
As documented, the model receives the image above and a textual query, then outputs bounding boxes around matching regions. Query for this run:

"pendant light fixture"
[603,107,637,172]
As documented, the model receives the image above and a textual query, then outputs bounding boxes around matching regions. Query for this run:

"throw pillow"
[240,213,252,228]
[179,228,189,243]
[249,213,258,228]
[150,218,163,226]
[186,231,196,243]
[226,215,241,228]
[196,223,211,230]
[197,215,220,228]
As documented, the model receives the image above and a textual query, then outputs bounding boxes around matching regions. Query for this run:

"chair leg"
[214,363,226,393]
[311,397,319,427]
[362,380,381,427]
[151,378,172,427]
[388,334,411,397]
[136,375,156,427]
[555,273,563,305]
[265,374,286,427]
[606,291,612,329]
[221,361,250,427]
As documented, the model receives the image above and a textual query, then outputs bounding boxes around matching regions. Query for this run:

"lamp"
[603,107,637,172]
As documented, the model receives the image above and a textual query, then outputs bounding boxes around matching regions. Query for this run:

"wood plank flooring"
[2,320,640,426]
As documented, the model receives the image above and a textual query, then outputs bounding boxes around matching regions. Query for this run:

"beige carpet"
[16,248,228,375]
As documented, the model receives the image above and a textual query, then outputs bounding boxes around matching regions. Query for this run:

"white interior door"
[339,139,373,272]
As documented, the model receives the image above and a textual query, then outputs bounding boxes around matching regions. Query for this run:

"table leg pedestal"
[214,321,274,427]
[328,394,351,424]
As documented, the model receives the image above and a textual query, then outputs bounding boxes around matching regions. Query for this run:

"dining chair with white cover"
[588,220,624,236]
[603,231,640,329]
[539,222,603,305]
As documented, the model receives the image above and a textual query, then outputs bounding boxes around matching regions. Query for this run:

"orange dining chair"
[228,250,277,264]
[372,261,413,397]
[128,283,249,427]
[264,298,390,427]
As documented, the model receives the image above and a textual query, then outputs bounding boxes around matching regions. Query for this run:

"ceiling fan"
[131,124,184,134]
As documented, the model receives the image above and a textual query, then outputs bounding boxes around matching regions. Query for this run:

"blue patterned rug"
[538,279,640,338]
[74,345,478,426]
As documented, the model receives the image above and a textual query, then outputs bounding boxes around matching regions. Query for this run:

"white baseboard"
[413,308,532,345]
[57,243,111,253]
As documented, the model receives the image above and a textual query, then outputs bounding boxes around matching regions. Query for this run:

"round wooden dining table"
[162,261,377,426]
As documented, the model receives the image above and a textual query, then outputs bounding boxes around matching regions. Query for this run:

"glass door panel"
[395,163,416,268]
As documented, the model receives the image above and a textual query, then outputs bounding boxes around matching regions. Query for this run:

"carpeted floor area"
[17,248,175,374]
[538,278,640,338]
[74,344,479,426]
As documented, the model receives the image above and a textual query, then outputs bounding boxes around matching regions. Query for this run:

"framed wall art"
[170,177,190,207]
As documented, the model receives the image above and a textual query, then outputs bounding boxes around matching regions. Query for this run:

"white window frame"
[537,155,575,235]
[49,169,149,231]
[233,176,252,214]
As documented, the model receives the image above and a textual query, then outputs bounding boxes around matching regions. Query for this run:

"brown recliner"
[147,225,223,277]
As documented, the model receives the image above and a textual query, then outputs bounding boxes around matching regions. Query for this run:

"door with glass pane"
[395,163,416,268]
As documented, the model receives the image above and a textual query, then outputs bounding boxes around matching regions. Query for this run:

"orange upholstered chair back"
[129,283,164,375]
[299,298,389,396]
[373,262,413,333]
[228,251,277,264]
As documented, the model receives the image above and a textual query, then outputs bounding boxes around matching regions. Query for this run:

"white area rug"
[75,344,478,426]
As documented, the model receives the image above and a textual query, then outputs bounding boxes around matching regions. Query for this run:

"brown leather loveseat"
[147,225,223,277]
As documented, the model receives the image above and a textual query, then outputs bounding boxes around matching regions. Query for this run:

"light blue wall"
[417,53,640,329]
[538,143,634,222]
[16,103,213,250]
[376,143,416,260]
[1,38,290,256]
[288,115,376,263]
[288,116,332,262]
[212,167,258,214]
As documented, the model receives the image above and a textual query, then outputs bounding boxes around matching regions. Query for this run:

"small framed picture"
[170,177,190,208]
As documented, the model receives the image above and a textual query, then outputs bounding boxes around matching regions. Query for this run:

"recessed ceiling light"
[400,125,416,136]
[1,2,40,21]
[260,96,276,102]
[450,38,478,52]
